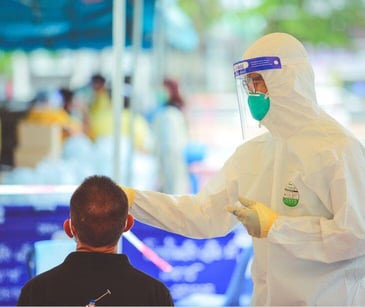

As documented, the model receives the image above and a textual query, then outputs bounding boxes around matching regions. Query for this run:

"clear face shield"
[233,56,281,140]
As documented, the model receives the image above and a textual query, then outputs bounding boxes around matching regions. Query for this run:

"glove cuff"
[254,203,279,238]
[120,186,135,207]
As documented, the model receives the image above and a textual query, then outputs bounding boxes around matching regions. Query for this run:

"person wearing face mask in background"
[123,33,365,305]
[151,78,191,194]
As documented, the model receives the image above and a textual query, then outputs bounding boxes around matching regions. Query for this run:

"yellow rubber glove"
[225,196,279,238]
[120,186,135,207]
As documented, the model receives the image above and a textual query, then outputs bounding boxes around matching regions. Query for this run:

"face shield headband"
[234,56,282,76]
[233,56,282,140]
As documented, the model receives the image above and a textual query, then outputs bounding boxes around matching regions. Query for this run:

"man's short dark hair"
[70,175,128,247]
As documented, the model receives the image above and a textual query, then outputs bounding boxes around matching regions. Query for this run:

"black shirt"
[17,252,174,306]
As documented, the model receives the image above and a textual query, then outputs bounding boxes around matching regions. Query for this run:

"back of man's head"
[70,175,128,247]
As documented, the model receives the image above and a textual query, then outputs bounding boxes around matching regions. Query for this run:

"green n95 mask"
[248,92,270,121]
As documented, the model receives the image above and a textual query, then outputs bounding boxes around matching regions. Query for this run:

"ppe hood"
[242,32,322,139]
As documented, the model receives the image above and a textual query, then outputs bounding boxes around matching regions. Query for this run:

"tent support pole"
[112,0,125,183]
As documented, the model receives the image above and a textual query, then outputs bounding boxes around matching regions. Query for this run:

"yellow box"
[17,121,62,150]
[14,146,60,168]
[14,121,63,167]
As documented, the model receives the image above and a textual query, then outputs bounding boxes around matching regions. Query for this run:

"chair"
[176,245,253,306]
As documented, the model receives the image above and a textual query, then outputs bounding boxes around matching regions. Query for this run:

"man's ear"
[63,219,75,238]
[123,214,134,232]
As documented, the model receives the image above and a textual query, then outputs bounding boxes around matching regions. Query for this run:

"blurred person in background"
[121,75,153,153]
[25,89,83,139]
[84,74,152,152]
[151,78,190,194]
[87,73,113,140]
[17,175,173,306]
[59,88,89,137]
[124,33,365,305]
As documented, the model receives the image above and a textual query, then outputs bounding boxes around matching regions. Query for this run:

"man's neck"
[76,242,118,254]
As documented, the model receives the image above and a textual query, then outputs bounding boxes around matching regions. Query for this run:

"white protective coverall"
[130,33,365,305]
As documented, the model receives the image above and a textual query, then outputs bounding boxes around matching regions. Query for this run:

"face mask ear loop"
[260,92,270,128]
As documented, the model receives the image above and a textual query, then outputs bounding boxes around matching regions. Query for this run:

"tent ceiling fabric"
[0,0,155,50]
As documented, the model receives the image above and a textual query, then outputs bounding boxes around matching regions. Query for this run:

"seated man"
[17,175,174,306]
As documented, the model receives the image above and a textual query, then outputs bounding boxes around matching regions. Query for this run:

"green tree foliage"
[0,52,12,76]
[178,0,365,48]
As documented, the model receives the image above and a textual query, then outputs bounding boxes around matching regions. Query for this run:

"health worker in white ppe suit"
[125,32,365,305]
